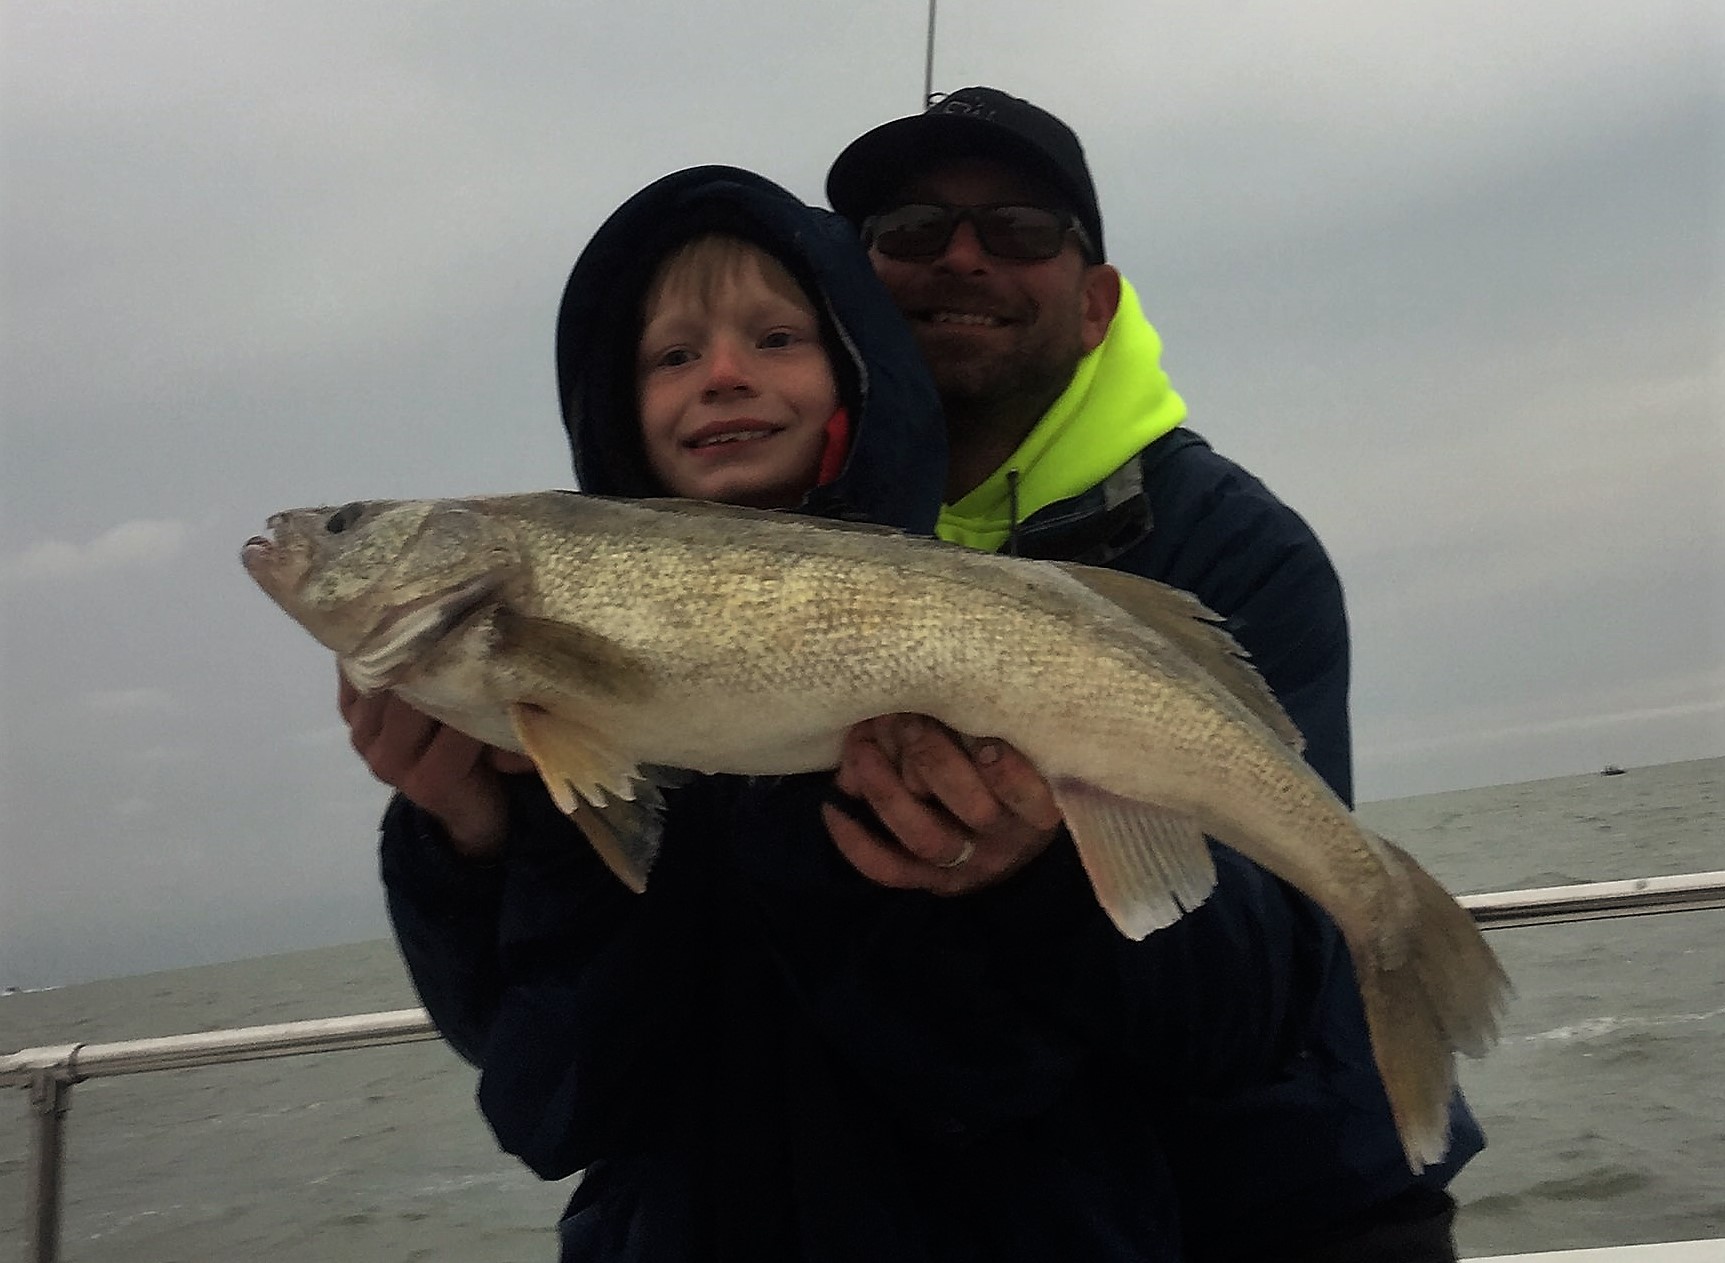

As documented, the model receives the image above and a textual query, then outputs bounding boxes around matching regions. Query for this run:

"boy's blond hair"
[641,234,815,321]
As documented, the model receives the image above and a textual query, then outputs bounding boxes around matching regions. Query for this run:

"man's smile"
[921,310,1009,327]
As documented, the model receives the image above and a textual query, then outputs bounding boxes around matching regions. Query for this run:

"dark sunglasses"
[862,203,1094,262]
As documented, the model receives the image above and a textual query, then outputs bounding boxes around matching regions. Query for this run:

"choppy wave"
[1520,1006,1725,1044]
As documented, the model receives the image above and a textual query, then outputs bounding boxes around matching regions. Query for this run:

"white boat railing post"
[25,1059,76,1263]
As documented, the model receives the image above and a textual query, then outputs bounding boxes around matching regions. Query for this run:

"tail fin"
[1349,838,1512,1171]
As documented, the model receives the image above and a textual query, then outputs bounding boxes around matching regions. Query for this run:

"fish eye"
[325,503,365,534]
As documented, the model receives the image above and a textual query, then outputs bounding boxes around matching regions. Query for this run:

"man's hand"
[822,714,1064,894]
[337,672,534,861]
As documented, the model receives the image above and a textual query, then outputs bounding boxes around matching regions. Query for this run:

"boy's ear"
[1079,264,1122,355]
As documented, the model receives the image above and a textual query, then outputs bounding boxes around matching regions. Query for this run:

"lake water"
[3,758,1721,1261]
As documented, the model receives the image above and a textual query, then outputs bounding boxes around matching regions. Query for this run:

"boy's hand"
[337,671,533,862]
[822,715,1063,894]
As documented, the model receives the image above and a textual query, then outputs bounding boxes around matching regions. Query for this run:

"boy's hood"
[555,165,947,534]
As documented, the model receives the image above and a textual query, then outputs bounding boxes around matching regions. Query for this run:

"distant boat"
[1600,765,1627,776]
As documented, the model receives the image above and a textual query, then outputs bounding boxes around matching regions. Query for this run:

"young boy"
[552,166,947,532]
[633,234,847,509]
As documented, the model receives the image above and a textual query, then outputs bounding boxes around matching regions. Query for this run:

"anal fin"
[508,702,664,893]
[1051,780,1217,940]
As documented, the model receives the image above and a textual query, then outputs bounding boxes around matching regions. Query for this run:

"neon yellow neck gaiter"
[936,277,1186,553]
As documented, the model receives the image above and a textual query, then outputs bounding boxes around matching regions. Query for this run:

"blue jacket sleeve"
[379,790,511,1065]
[381,773,712,1177]
[472,777,729,1179]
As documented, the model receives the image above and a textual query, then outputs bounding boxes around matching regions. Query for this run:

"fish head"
[242,499,520,689]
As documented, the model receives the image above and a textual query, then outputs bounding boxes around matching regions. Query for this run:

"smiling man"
[860,154,1119,501]
[825,88,1485,1262]
[829,88,1174,515]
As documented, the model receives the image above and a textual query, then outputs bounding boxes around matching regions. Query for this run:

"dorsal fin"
[1054,562,1305,751]
[632,497,910,537]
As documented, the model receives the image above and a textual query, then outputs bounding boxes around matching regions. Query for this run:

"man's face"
[866,158,1116,417]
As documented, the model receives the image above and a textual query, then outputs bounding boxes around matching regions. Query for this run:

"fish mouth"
[240,532,275,572]
[241,517,300,588]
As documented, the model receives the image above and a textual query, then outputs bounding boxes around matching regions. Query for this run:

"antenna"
[923,0,938,107]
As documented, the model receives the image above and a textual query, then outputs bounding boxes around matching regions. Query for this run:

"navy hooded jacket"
[380,166,1480,1262]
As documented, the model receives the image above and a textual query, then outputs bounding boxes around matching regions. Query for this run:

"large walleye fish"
[243,490,1507,1170]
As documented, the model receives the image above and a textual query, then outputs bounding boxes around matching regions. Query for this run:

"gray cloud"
[78,687,179,716]
[4,520,191,585]
[2,1,1720,987]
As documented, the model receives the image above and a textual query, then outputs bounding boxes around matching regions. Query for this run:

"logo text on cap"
[930,94,997,121]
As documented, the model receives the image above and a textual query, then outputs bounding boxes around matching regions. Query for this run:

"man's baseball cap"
[826,87,1105,262]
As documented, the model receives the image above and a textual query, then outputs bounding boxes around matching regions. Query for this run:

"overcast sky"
[2,1,1720,989]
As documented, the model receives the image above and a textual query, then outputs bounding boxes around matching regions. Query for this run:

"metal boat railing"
[1457,871,1725,929]
[6,870,1724,1263]
[1,1010,439,1263]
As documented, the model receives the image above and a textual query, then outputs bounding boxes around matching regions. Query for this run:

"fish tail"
[1349,836,1512,1172]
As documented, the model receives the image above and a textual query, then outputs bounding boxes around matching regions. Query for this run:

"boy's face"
[637,252,839,509]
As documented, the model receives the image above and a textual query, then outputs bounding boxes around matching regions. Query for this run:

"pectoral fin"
[508,702,664,893]
[492,609,655,703]
[1051,780,1216,940]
